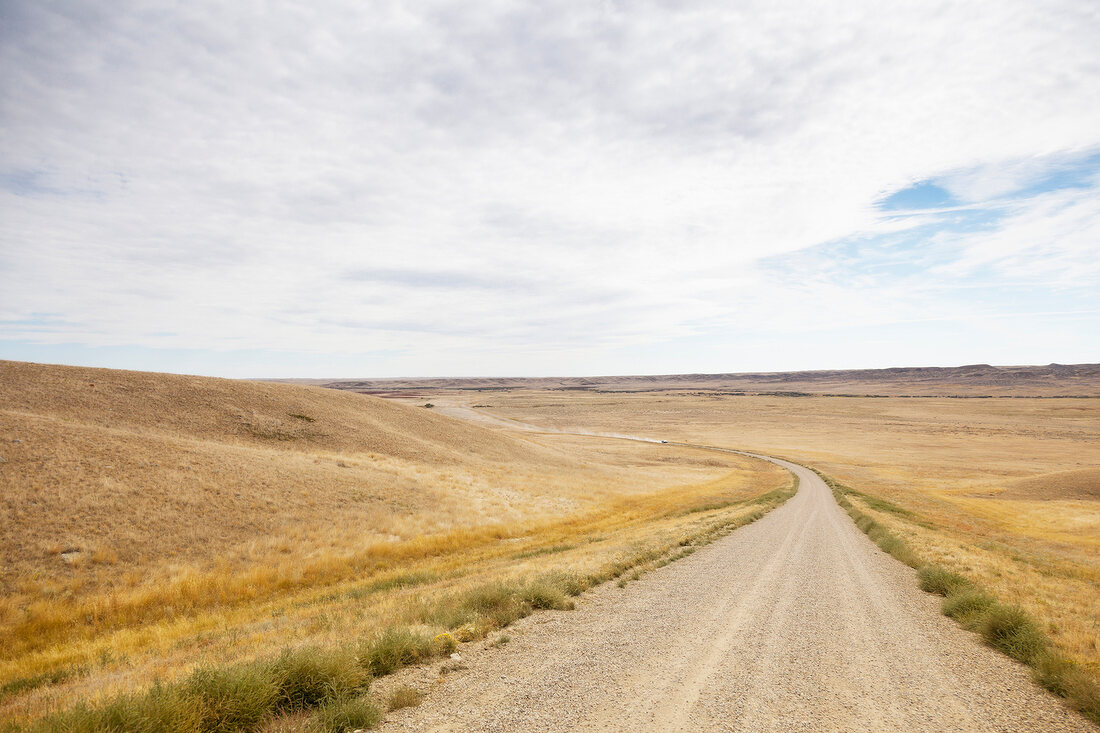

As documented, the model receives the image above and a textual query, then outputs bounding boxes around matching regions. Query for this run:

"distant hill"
[278,363,1100,397]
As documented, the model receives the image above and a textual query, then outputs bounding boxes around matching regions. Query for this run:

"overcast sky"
[2,1,1099,378]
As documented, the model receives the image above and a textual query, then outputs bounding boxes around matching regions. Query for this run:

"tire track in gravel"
[377,450,1094,732]
[638,494,812,732]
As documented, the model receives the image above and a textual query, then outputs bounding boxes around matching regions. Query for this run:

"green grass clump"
[29,681,206,732]
[979,604,1048,664]
[917,566,972,597]
[1049,664,1100,725]
[1034,653,1079,697]
[1030,652,1100,724]
[312,695,381,732]
[358,628,435,678]
[432,577,575,632]
[519,579,572,611]
[941,588,996,622]
[26,651,372,733]
[557,574,591,597]
[874,533,921,568]
[460,583,531,628]
[269,646,368,711]
[185,665,278,732]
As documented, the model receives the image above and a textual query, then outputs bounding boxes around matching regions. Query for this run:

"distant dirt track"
[378,453,1093,732]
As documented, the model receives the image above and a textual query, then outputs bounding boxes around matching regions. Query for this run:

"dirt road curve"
[378,454,1093,732]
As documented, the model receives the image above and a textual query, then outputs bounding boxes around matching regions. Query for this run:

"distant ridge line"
[266,363,1100,398]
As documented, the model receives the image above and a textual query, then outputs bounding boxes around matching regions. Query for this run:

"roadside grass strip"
[3,475,797,732]
[816,469,1100,725]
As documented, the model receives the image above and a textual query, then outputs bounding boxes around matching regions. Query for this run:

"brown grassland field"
[2,359,1098,729]
[0,361,794,728]
[389,376,1100,711]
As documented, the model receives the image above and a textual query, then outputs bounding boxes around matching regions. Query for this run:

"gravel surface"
[376,456,1094,732]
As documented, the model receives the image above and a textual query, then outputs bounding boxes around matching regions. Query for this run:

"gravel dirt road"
[377,453,1093,732]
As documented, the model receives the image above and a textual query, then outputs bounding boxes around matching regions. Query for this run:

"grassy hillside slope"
[1,360,583,595]
[0,361,789,724]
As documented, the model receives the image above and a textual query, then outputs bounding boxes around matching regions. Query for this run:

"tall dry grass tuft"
[357,629,435,678]
[386,685,422,712]
[313,695,382,732]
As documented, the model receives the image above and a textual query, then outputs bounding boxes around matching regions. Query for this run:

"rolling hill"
[0,360,734,597]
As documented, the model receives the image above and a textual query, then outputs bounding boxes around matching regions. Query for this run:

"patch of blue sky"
[777,184,1042,289]
[877,148,1100,215]
[876,181,957,211]
[1008,149,1100,199]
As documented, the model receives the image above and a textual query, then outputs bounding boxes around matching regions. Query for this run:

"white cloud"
[937,153,1099,204]
[2,0,1099,375]
[935,185,1100,286]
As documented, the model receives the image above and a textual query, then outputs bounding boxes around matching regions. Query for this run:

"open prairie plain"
[376,379,1100,723]
[3,360,1098,730]
[0,361,791,727]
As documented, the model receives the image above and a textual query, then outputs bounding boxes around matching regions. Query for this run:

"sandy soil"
[376,456,1092,732]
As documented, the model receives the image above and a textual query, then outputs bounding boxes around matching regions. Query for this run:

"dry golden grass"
[996,468,1100,501]
[0,361,790,723]
[425,389,1100,685]
[0,361,745,599]
[14,359,1092,724]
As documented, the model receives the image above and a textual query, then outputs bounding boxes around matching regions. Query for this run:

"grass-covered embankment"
[3,467,797,732]
[818,469,1099,725]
